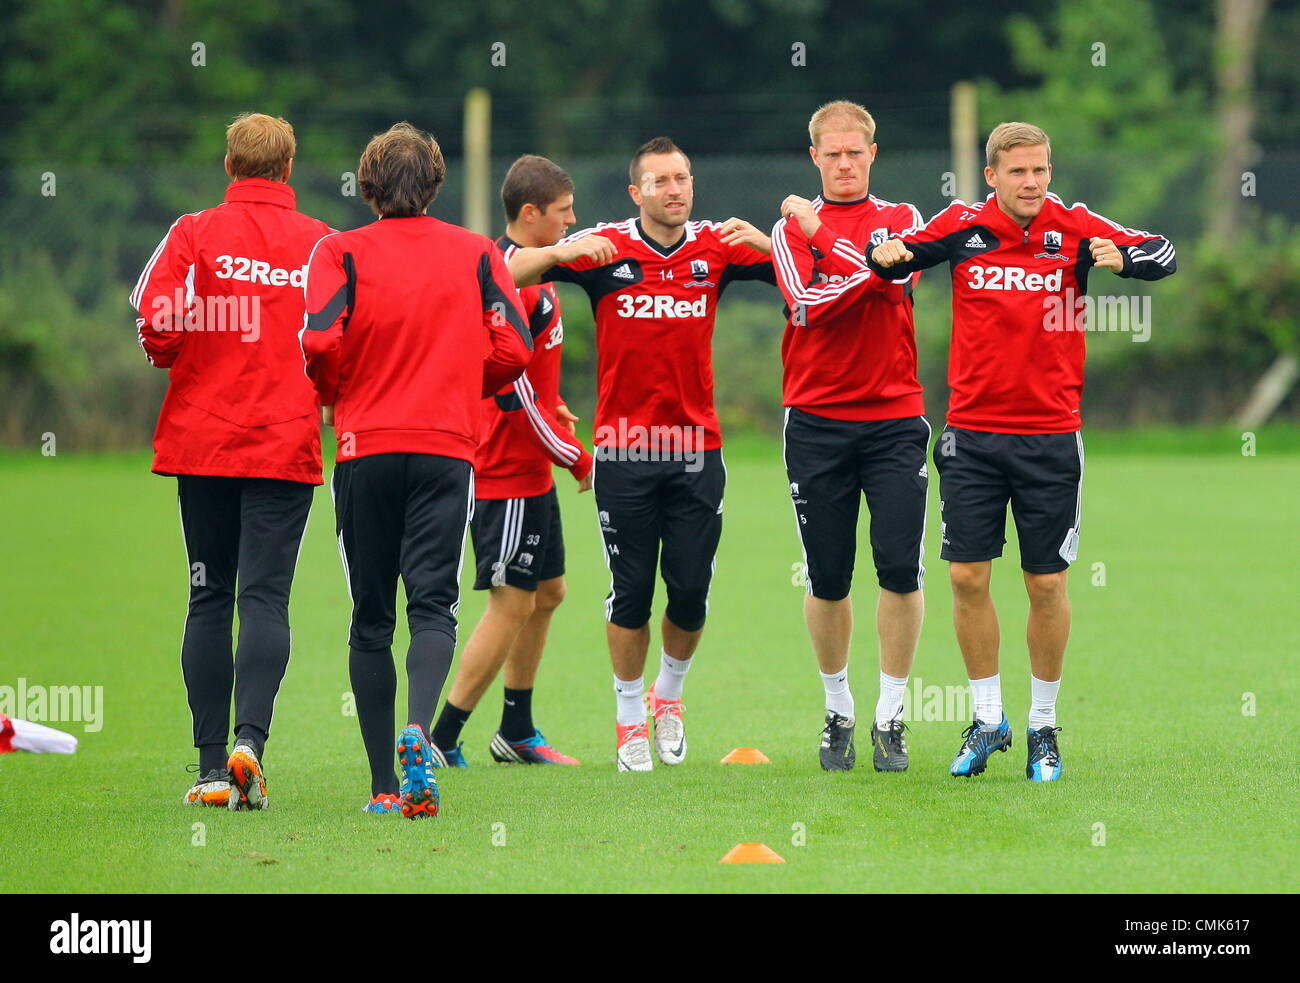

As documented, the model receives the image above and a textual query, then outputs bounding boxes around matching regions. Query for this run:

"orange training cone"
[721,747,771,764]
[720,842,785,864]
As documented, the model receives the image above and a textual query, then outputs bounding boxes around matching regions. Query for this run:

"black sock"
[198,743,228,775]
[349,645,399,797]
[233,726,266,759]
[432,701,472,752]
[406,628,456,742]
[500,687,535,742]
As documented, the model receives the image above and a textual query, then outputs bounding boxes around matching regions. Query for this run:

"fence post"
[464,87,491,235]
[950,81,979,205]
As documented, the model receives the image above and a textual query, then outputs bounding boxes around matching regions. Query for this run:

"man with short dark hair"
[132,112,332,812]
[302,122,533,817]
[428,155,593,768]
[509,137,775,772]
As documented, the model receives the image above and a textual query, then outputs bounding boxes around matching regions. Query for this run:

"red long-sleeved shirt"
[474,236,592,499]
[771,194,925,421]
[546,219,774,451]
[867,192,1176,433]
[130,178,332,483]
[301,216,533,464]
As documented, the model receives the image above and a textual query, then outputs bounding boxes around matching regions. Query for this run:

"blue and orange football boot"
[362,792,402,814]
[396,725,440,820]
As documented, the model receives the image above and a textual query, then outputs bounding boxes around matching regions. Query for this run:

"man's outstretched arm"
[507,233,617,287]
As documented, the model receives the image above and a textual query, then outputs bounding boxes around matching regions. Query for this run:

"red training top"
[867,192,1176,433]
[545,218,774,452]
[131,178,333,483]
[474,236,593,500]
[301,215,533,465]
[771,193,925,421]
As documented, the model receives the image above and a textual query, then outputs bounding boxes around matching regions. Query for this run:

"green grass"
[1,436,1297,893]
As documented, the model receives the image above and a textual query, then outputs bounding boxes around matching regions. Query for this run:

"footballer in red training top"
[508,137,776,773]
[131,112,332,812]
[868,121,1176,784]
[770,100,929,777]
[301,123,532,819]
[428,155,594,770]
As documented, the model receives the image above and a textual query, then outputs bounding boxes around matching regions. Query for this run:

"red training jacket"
[131,178,333,483]
[771,193,925,421]
[301,216,533,465]
[867,192,1176,433]
[474,236,592,500]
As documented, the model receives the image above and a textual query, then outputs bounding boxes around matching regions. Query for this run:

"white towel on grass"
[0,713,78,754]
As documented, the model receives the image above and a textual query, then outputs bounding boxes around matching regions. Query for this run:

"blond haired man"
[869,122,1177,781]
[772,101,928,775]
[131,113,333,810]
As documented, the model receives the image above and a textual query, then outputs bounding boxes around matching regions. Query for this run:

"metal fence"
[2,147,1297,448]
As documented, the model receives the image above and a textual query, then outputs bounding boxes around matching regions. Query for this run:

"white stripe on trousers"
[916,416,933,590]
[591,455,617,622]
[781,408,813,596]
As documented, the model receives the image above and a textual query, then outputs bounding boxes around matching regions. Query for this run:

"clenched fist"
[780,195,822,240]
[1089,237,1124,272]
[870,239,913,268]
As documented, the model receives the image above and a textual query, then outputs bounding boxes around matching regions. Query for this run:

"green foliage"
[711,297,786,434]
[1188,217,1300,356]
[978,0,1207,219]
[0,250,162,447]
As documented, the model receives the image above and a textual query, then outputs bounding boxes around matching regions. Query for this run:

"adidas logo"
[965,233,987,248]
[918,463,929,478]
[612,263,635,280]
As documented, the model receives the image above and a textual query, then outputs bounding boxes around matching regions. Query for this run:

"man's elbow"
[508,344,533,372]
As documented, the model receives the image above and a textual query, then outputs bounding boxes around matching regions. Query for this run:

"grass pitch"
[1,431,1296,893]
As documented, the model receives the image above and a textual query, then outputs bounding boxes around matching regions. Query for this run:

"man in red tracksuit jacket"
[868,121,1177,782]
[771,100,929,778]
[301,122,532,819]
[131,113,332,812]
[428,156,593,769]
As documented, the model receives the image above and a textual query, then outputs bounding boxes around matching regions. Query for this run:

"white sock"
[875,671,908,728]
[653,650,692,702]
[1028,674,1061,730]
[820,667,854,719]
[613,675,645,726]
[969,673,1002,725]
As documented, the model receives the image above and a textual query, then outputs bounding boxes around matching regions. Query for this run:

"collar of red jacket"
[223,178,297,208]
